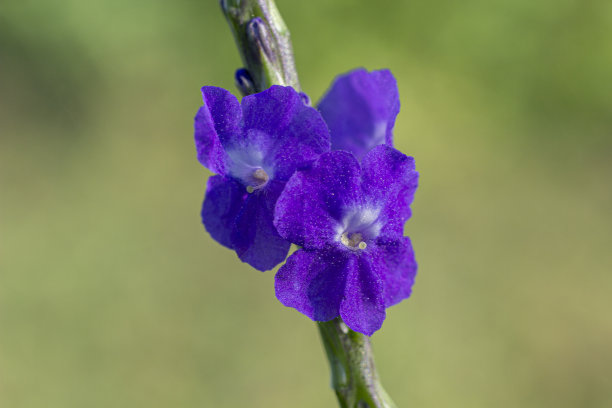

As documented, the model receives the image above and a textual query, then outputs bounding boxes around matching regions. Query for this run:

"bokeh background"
[1,0,611,407]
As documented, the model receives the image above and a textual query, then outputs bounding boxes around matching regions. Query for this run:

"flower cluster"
[195,69,419,335]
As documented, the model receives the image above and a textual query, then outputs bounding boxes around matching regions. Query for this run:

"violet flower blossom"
[195,85,330,271]
[274,145,419,335]
[319,68,400,161]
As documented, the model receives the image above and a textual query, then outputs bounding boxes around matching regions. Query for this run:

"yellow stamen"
[340,232,367,250]
[252,168,268,183]
[246,168,270,193]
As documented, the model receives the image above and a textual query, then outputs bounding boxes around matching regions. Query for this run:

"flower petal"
[230,180,291,271]
[274,151,361,249]
[318,68,400,160]
[372,237,417,307]
[201,175,246,249]
[275,248,349,321]
[239,86,330,180]
[195,87,242,174]
[361,145,419,238]
[339,254,386,336]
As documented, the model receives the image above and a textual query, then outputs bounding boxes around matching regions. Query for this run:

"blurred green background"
[1,0,611,407]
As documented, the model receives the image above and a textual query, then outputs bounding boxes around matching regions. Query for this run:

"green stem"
[220,0,301,95]
[318,318,398,408]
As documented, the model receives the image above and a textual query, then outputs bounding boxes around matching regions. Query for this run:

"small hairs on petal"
[230,180,291,271]
[339,255,386,336]
[194,86,243,174]
[275,249,349,321]
[274,151,361,249]
[201,175,246,249]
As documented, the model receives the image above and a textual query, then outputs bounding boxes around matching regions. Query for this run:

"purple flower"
[273,145,418,335]
[195,85,330,271]
[318,68,400,161]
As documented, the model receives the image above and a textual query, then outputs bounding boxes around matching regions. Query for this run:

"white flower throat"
[337,207,382,251]
[226,146,272,194]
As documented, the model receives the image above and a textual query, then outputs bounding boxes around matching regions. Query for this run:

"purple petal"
[318,68,400,160]
[339,254,386,336]
[238,86,330,181]
[201,175,246,249]
[372,237,417,307]
[361,145,419,239]
[274,151,361,249]
[230,180,291,271]
[195,87,242,174]
[275,248,349,321]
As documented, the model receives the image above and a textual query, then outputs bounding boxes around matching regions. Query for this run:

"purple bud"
[235,68,255,95]
[246,17,276,63]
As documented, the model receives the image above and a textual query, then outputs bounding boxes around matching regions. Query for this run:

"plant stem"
[220,2,397,406]
[318,318,398,408]
[220,0,301,95]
